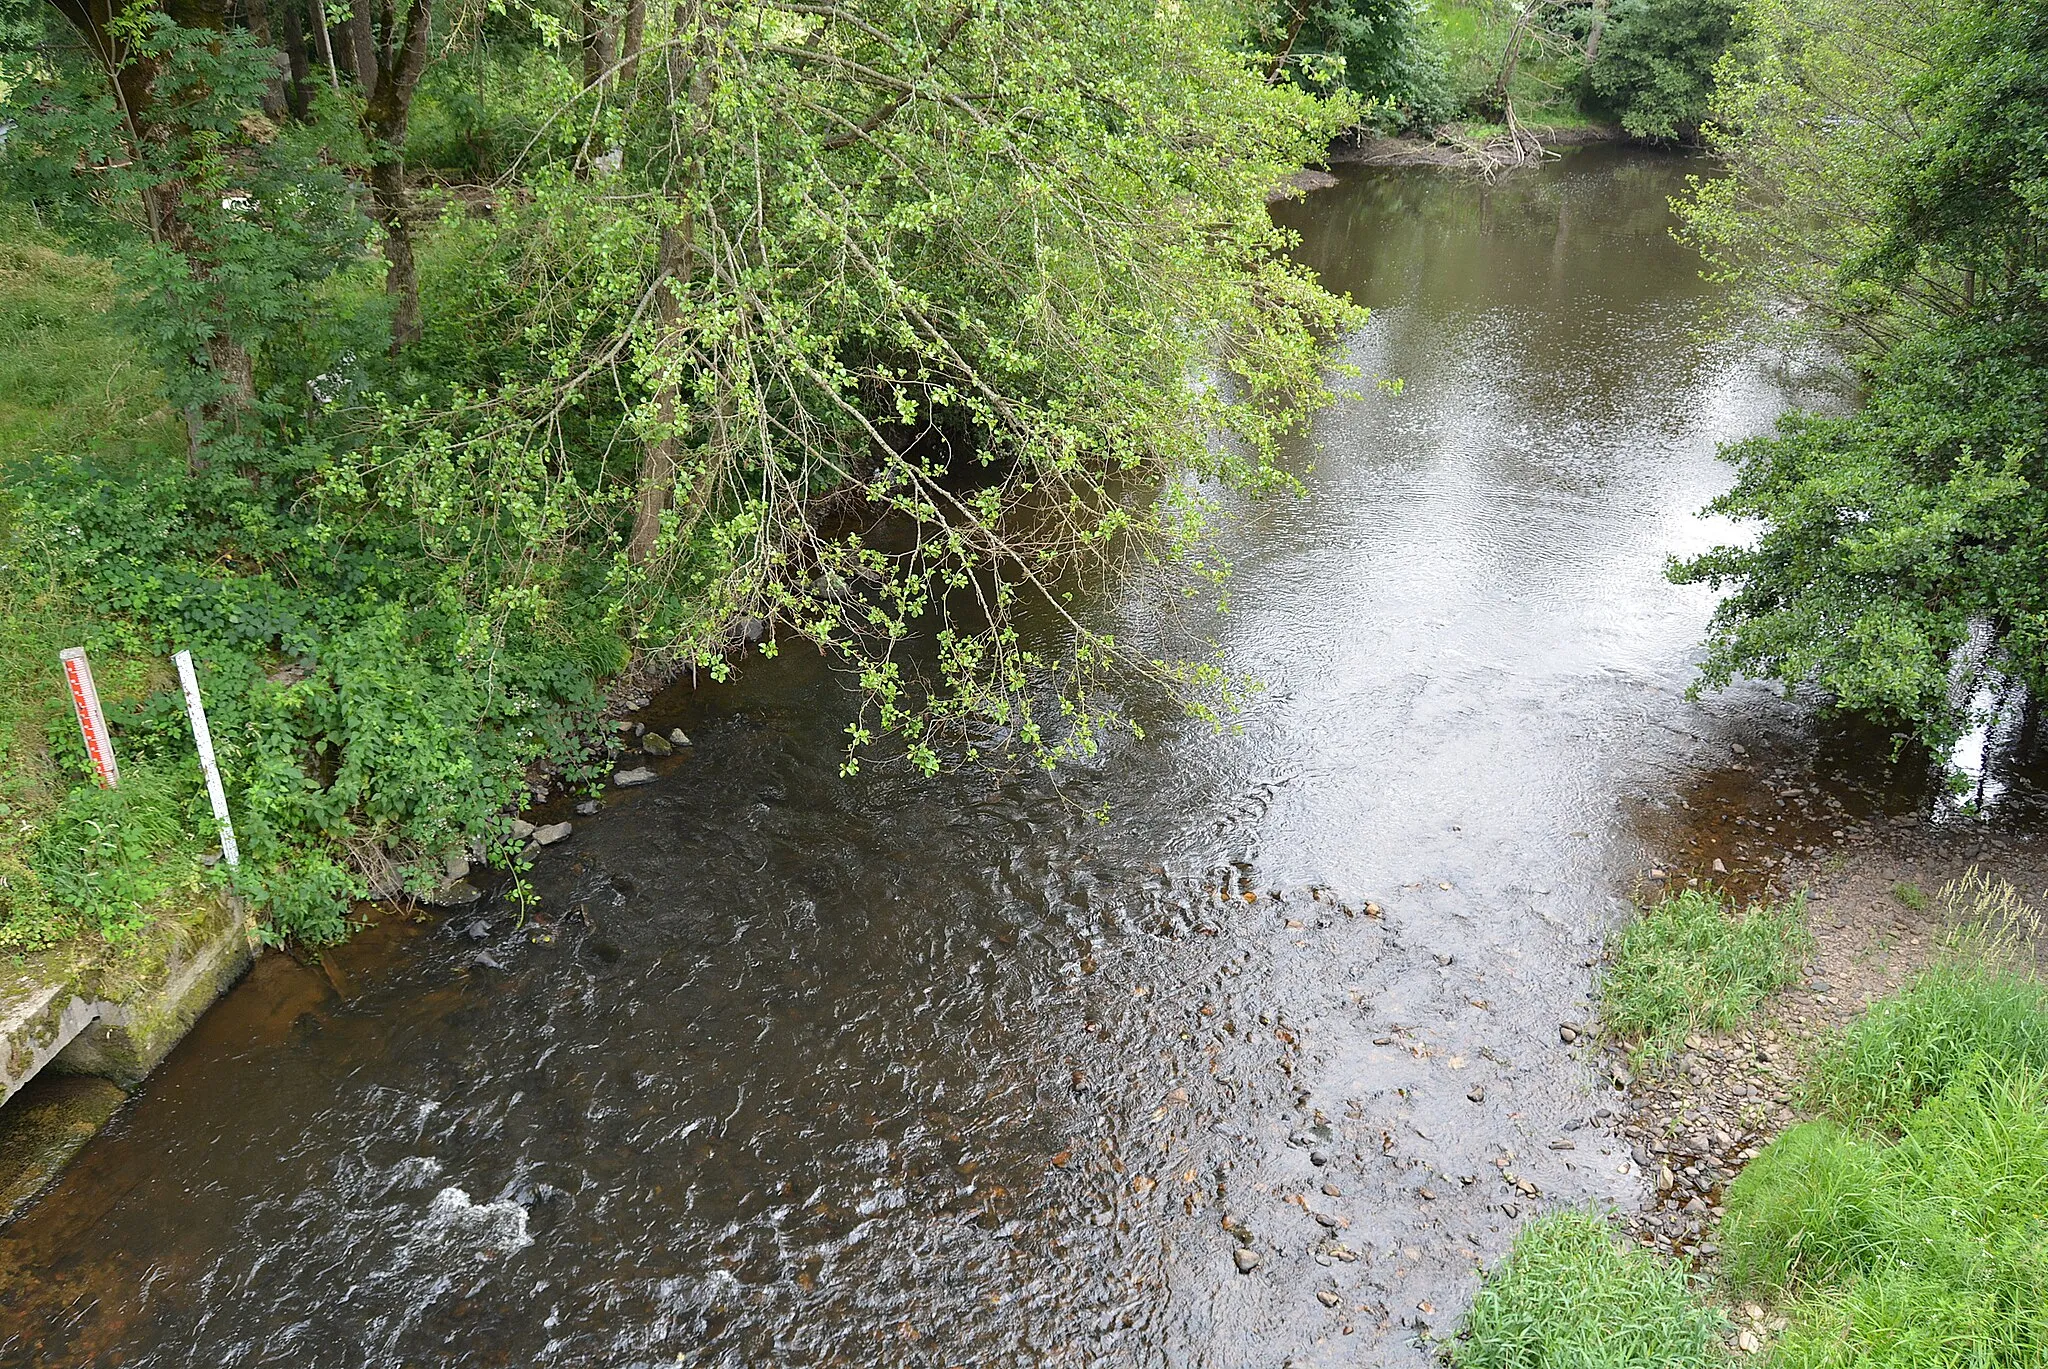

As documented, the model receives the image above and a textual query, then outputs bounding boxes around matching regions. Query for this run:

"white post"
[59,647,120,788]
[173,650,240,868]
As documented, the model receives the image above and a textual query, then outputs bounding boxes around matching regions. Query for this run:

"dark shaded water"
[3,149,2035,1368]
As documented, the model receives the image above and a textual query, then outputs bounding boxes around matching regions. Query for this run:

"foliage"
[0,0,1362,944]
[1672,0,2048,754]
[1600,886,1811,1056]
[18,764,211,948]
[1450,1209,1728,1369]
[1584,0,1738,141]
[2,15,369,428]
[1675,0,1943,348]
[1259,0,1458,128]
[1672,315,2048,752]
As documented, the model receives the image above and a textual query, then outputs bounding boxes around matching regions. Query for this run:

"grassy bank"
[0,233,213,951]
[0,216,618,952]
[1451,876,2048,1368]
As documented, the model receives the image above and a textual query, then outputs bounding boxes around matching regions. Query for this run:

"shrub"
[1585,0,1739,142]
[1451,1209,1727,1369]
[1601,887,1812,1055]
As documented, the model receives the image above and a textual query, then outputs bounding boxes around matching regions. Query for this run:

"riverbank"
[1328,121,1626,171]
[1612,826,2048,1268]
[1446,816,2048,1364]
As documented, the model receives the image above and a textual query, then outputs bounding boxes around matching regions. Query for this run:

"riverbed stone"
[614,768,657,787]
[669,728,692,747]
[533,822,573,846]
[1233,1247,1261,1273]
[640,732,673,757]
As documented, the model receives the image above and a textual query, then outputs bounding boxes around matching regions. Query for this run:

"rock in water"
[669,728,692,747]
[640,732,672,757]
[532,822,573,846]
[575,801,600,816]
[1233,1247,1261,1274]
[425,879,483,908]
[509,819,536,841]
[614,768,656,787]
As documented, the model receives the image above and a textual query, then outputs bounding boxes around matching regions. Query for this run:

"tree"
[392,0,1360,772]
[1585,0,1737,142]
[1673,0,2048,753]
[1675,0,1947,348]
[18,0,368,467]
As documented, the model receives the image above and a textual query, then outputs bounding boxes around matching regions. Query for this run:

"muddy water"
[0,149,1984,1368]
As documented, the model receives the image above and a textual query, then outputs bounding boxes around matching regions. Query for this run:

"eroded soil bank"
[0,149,2030,1369]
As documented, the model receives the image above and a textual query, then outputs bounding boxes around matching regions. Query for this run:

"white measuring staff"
[173,650,240,868]
[58,647,120,788]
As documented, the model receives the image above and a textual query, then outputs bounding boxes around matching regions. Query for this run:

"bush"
[1451,1210,1727,1369]
[1601,887,1812,1055]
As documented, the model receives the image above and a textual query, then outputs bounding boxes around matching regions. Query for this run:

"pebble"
[1316,1289,1340,1308]
[1233,1248,1261,1274]
[1559,1024,1580,1043]
[615,768,657,787]
[575,800,600,816]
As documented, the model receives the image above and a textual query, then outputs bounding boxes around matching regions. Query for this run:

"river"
[0,148,2003,1368]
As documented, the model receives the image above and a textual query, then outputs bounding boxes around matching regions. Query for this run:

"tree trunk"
[628,1,716,564]
[628,217,693,564]
[279,0,312,116]
[360,0,435,351]
[346,2,375,95]
[581,0,617,88]
[46,0,258,470]
[619,0,644,85]
[308,0,341,92]
[241,0,289,117]
[1584,0,1608,62]
[368,159,420,349]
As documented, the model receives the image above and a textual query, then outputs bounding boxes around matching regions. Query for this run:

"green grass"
[1722,1059,2048,1367]
[1601,887,1813,1056]
[1805,962,2048,1133]
[1460,881,2048,1368]
[0,221,201,949]
[1892,881,1929,911]
[1450,1210,1728,1369]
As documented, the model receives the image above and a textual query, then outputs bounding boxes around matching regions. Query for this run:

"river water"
[0,148,2008,1368]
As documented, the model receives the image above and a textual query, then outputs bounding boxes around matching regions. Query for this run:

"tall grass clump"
[1601,886,1812,1056]
[1722,1062,2048,1368]
[1451,1210,1727,1369]
[1806,873,2048,1131]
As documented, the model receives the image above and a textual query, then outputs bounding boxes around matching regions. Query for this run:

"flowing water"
[3,148,2038,1369]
